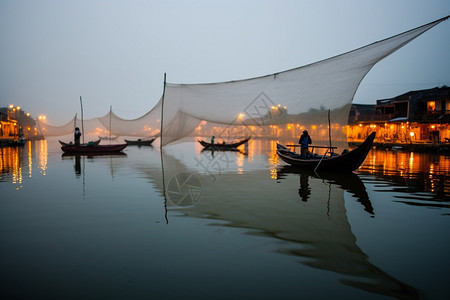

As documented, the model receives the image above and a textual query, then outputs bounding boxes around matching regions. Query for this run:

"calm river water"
[1,138,449,299]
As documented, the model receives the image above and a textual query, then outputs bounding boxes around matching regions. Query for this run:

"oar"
[314,148,329,172]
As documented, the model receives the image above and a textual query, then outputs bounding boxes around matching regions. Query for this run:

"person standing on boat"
[74,127,82,145]
[211,136,215,145]
[299,130,312,157]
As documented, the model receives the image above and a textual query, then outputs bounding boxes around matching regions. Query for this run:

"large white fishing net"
[37,16,448,149]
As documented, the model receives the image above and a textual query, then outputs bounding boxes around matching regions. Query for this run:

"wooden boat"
[58,139,100,147]
[61,143,127,154]
[125,138,156,146]
[99,135,118,140]
[276,132,376,172]
[198,137,250,150]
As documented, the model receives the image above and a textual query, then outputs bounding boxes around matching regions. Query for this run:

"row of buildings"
[348,86,449,150]
[0,105,42,145]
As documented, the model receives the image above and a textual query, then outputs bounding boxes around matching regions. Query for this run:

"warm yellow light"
[16,106,21,110]
[359,124,362,127]
[9,104,14,109]
[431,125,435,129]
[26,113,30,117]
[312,125,317,130]
[410,132,415,137]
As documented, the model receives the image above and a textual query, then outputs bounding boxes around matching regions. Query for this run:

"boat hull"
[198,137,250,150]
[61,143,127,153]
[125,138,155,146]
[277,132,375,172]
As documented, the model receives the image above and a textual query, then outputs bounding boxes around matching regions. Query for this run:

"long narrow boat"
[125,138,156,146]
[58,139,101,147]
[99,135,118,141]
[61,143,127,153]
[198,137,250,150]
[276,132,376,172]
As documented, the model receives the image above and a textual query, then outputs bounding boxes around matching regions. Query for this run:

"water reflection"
[277,166,374,215]
[358,149,450,202]
[1,140,448,299]
[61,152,127,177]
[0,145,24,184]
[162,151,418,298]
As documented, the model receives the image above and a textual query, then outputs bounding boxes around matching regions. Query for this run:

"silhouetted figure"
[299,130,312,157]
[74,127,82,145]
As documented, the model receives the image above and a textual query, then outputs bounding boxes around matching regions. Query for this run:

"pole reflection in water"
[61,152,128,197]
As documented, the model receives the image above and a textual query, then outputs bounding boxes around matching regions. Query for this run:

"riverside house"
[348,86,450,150]
[0,107,19,145]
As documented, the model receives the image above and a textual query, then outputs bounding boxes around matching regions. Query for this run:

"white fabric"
[36,16,448,149]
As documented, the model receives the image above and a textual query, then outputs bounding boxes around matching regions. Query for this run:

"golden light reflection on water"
[360,149,450,177]
[1,146,23,185]
[358,149,449,200]
[268,140,280,180]
[38,140,48,175]
[0,140,48,189]
[27,141,32,178]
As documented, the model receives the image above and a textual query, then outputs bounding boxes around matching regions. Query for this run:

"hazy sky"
[1,0,449,124]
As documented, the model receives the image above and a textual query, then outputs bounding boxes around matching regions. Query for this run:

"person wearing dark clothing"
[74,127,82,145]
[211,136,215,145]
[299,130,312,156]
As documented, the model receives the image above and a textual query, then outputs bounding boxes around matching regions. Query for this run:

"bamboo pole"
[80,96,84,144]
[160,73,168,223]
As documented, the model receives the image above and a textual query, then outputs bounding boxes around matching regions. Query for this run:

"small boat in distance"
[198,137,250,150]
[125,138,156,146]
[276,132,375,172]
[99,135,118,141]
[59,139,101,147]
[61,143,127,154]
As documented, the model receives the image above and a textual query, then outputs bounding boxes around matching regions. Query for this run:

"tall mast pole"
[160,73,166,151]
[328,109,332,152]
[109,105,112,142]
[80,96,85,144]
[160,73,168,223]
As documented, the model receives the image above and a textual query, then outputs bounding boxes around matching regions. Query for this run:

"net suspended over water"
[38,16,448,149]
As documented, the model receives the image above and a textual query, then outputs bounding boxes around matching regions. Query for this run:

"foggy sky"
[1,0,449,124]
